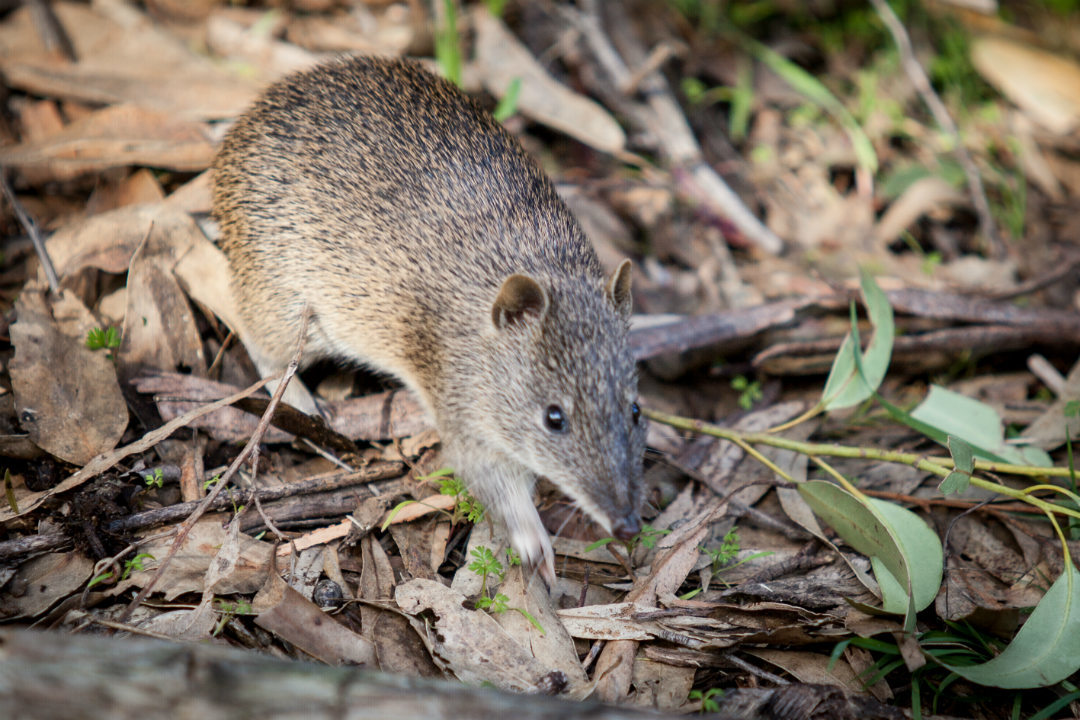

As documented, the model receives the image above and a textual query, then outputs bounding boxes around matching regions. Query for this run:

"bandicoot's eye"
[631,401,641,424]
[544,405,566,432]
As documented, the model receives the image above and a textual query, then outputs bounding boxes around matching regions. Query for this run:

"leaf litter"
[0,1,1079,718]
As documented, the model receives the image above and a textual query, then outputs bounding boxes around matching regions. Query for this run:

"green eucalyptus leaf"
[798,481,942,630]
[943,562,1080,688]
[912,386,1052,467]
[939,471,970,495]
[822,271,895,411]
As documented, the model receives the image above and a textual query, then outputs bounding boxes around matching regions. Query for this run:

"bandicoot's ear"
[492,274,548,329]
[606,259,633,318]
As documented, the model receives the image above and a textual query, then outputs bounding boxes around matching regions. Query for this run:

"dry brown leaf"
[594,503,718,703]
[1020,355,1080,450]
[0,104,215,181]
[873,176,966,248]
[43,203,203,281]
[254,573,378,666]
[472,8,625,155]
[112,519,273,601]
[747,649,865,694]
[131,372,292,444]
[492,569,590,699]
[557,602,656,641]
[120,234,208,377]
[5,551,94,619]
[136,608,218,642]
[971,35,1080,135]
[630,657,695,711]
[385,493,456,525]
[86,169,166,216]
[0,1,258,121]
[395,578,567,693]
[9,286,128,466]
[163,170,213,215]
[358,533,441,677]
[276,519,352,558]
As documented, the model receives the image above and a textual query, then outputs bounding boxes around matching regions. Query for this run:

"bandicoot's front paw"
[511,524,557,590]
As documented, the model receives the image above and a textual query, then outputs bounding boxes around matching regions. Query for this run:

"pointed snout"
[611,511,641,542]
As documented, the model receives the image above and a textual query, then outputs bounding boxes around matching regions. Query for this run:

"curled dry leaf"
[9,286,128,466]
[472,8,625,155]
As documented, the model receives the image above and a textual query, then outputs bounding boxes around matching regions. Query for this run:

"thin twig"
[869,0,1003,257]
[1,170,60,293]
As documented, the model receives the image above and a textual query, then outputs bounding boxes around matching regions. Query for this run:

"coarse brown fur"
[212,56,646,584]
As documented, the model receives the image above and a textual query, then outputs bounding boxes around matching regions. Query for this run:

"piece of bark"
[0,629,709,720]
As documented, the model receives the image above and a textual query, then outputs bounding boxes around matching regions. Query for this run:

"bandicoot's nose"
[612,512,641,542]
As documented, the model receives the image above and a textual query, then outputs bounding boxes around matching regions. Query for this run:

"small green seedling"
[202,474,222,492]
[586,523,671,554]
[688,687,724,713]
[86,326,121,351]
[731,375,763,410]
[87,553,156,590]
[144,467,165,489]
[469,545,544,633]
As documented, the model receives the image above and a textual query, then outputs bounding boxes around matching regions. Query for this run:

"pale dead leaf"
[631,657,694,711]
[86,169,166,216]
[284,7,415,55]
[557,602,656,641]
[5,551,94,619]
[874,176,966,248]
[971,35,1080,135]
[9,286,128,465]
[43,203,204,281]
[163,170,213,215]
[111,518,273,601]
[395,578,567,694]
[493,569,590,699]
[384,493,457,525]
[746,649,865,694]
[206,13,320,83]
[136,608,218,642]
[120,233,208,377]
[594,503,718,703]
[0,104,215,181]
[472,8,625,155]
[1020,355,1080,450]
[277,519,352,558]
